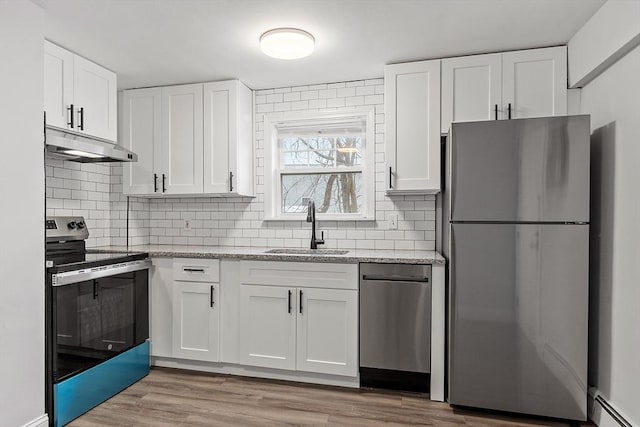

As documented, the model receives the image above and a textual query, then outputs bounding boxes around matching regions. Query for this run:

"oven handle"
[51,259,152,287]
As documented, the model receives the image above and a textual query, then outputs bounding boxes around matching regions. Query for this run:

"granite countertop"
[89,245,446,265]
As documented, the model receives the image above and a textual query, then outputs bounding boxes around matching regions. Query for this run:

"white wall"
[568,0,640,87]
[581,42,640,427]
[0,1,46,426]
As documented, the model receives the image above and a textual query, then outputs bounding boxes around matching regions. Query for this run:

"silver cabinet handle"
[362,274,429,283]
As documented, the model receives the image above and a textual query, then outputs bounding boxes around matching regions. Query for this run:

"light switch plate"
[388,214,398,230]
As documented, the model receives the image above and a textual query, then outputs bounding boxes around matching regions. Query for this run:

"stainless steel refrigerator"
[444,115,590,421]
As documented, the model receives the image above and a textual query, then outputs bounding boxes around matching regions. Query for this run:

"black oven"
[51,264,149,382]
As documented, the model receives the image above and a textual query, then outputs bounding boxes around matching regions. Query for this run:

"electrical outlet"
[183,219,191,230]
[388,214,398,230]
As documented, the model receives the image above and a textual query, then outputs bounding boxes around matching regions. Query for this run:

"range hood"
[45,127,138,163]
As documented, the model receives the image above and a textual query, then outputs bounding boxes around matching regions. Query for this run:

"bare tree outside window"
[280,133,364,214]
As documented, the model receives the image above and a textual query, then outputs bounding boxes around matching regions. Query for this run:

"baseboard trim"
[151,356,360,389]
[588,387,634,427]
[21,414,49,427]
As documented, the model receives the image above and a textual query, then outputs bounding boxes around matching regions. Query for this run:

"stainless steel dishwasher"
[359,263,431,392]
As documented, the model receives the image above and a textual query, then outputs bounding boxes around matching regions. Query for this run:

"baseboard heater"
[591,390,633,427]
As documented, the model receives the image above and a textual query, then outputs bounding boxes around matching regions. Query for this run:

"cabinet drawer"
[239,261,357,290]
[173,258,219,282]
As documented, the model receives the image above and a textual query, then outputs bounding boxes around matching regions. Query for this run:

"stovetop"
[46,216,149,273]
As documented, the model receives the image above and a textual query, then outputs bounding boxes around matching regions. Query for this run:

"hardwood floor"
[69,368,590,426]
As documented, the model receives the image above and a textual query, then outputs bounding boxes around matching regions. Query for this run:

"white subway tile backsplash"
[46,78,436,251]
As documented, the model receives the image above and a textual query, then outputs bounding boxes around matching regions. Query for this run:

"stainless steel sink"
[264,248,349,255]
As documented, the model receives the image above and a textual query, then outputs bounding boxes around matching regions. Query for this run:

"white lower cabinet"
[239,285,358,376]
[150,258,358,379]
[172,281,220,362]
[238,261,359,377]
[239,285,296,370]
[296,287,358,376]
[149,258,173,358]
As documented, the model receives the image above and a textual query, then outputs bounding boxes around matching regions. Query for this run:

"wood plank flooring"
[69,367,591,426]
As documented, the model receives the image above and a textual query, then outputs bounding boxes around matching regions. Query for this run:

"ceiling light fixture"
[260,28,315,60]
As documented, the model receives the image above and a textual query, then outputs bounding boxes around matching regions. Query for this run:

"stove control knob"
[76,221,85,229]
[67,221,77,229]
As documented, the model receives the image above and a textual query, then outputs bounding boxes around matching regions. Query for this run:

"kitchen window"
[264,108,375,220]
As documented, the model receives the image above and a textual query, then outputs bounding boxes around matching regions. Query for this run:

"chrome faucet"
[306,200,325,249]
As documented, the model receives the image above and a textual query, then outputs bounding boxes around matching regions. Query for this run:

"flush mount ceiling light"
[260,28,315,60]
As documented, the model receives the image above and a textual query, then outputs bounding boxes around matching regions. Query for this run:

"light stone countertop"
[89,245,446,265]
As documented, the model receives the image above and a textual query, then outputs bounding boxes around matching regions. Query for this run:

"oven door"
[51,260,150,382]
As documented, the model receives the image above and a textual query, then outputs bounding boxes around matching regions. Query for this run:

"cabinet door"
[122,88,162,195]
[161,84,204,194]
[150,258,173,358]
[441,53,502,133]
[203,80,254,196]
[385,60,441,194]
[239,285,296,370]
[296,288,358,377]
[502,46,567,119]
[44,41,74,130]
[73,55,117,141]
[172,281,219,362]
[203,80,233,194]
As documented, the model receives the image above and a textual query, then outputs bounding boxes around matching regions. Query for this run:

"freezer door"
[448,223,588,421]
[450,116,590,222]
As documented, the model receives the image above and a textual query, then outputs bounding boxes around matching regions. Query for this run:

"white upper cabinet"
[442,47,567,132]
[73,55,118,141]
[203,80,254,196]
[121,80,254,197]
[161,84,204,195]
[385,59,441,194]
[44,42,74,130]
[502,46,567,119]
[44,41,117,142]
[441,53,502,133]
[122,88,162,195]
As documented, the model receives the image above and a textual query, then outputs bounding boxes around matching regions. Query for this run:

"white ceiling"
[41,0,605,90]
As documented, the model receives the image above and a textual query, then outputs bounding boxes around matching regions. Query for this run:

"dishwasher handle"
[362,274,429,283]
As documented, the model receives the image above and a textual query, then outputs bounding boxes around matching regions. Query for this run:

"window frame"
[264,107,376,221]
